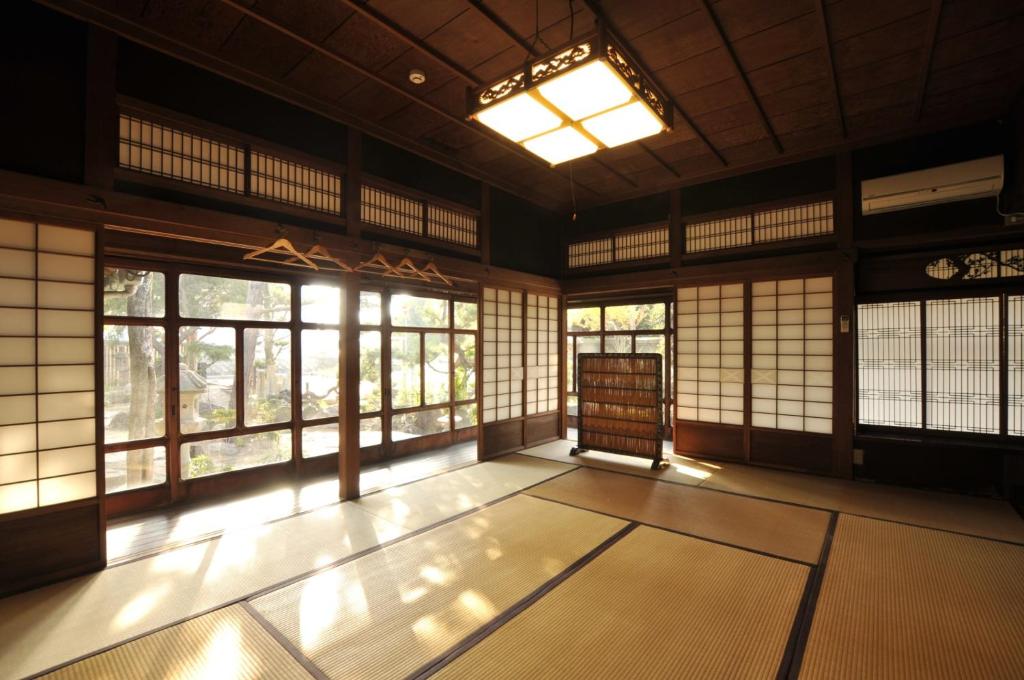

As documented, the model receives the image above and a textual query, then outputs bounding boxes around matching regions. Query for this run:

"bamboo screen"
[685,200,834,254]
[576,354,664,463]
[0,220,97,514]
[751,277,833,434]
[482,287,523,423]
[526,293,559,415]
[676,284,745,425]
[567,227,669,269]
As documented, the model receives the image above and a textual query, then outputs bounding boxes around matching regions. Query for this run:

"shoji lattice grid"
[568,238,614,269]
[361,185,422,236]
[427,204,478,248]
[675,284,744,424]
[751,277,833,434]
[1010,296,1024,435]
[118,114,245,193]
[250,151,341,215]
[926,297,1000,434]
[614,227,670,262]
[482,287,523,423]
[857,301,922,428]
[753,201,833,243]
[0,220,96,514]
[685,215,752,253]
[526,293,559,415]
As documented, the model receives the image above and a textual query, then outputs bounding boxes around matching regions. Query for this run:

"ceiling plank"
[216,0,598,197]
[465,0,539,56]
[639,141,681,178]
[337,0,481,85]
[696,0,783,153]
[912,0,944,121]
[582,0,728,167]
[813,0,846,137]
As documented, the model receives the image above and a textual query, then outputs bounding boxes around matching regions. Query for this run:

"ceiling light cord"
[569,0,575,41]
[570,164,578,222]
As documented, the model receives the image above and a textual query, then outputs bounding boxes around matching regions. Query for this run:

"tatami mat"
[527,467,830,564]
[433,525,808,680]
[251,495,626,680]
[353,453,574,531]
[701,463,1024,543]
[800,515,1024,679]
[41,605,312,680]
[0,457,572,680]
[519,439,708,486]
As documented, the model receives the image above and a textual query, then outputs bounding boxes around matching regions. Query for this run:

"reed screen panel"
[360,185,422,236]
[1009,296,1024,436]
[857,301,922,429]
[613,227,670,262]
[482,287,523,423]
[250,151,342,215]
[576,354,663,463]
[676,284,744,425]
[526,293,559,415]
[568,238,614,269]
[427,204,478,248]
[0,220,97,514]
[751,277,833,434]
[685,215,752,254]
[753,201,833,243]
[118,114,245,194]
[925,297,1000,434]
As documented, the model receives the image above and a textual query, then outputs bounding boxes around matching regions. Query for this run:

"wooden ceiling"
[48,0,1024,210]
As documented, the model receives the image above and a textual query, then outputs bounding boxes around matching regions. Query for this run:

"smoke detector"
[409,69,426,85]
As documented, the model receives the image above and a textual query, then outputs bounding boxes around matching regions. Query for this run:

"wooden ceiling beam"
[216,0,601,198]
[913,0,944,122]
[582,0,727,167]
[336,0,481,86]
[697,0,783,154]
[640,142,681,178]
[465,0,541,56]
[814,0,846,138]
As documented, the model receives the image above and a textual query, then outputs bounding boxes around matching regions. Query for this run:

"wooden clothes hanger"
[244,234,319,270]
[294,243,353,272]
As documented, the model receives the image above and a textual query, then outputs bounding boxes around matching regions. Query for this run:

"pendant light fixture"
[467,25,672,166]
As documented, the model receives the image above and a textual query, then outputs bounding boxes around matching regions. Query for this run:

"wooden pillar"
[345,128,362,239]
[339,273,361,499]
[480,183,491,265]
[669,188,682,268]
[833,151,856,478]
[83,26,117,190]
[475,282,486,461]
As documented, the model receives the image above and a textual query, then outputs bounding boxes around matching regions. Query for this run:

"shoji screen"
[0,220,97,514]
[676,284,744,424]
[482,287,523,423]
[751,277,833,434]
[526,293,559,415]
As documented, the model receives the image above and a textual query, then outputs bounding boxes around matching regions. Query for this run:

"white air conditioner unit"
[861,155,1004,215]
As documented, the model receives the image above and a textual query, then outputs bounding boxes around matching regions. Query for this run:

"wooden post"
[669,188,682,268]
[833,151,856,478]
[480,182,491,265]
[84,26,117,189]
[345,128,362,239]
[339,273,361,499]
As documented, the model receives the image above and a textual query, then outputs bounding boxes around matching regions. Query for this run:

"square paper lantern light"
[469,28,673,166]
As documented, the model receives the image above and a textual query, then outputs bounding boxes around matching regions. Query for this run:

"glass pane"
[302,423,338,459]
[105,446,166,493]
[576,334,600,358]
[179,274,291,321]
[567,395,579,416]
[604,303,665,330]
[392,406,450,440]
[454,333,476,400]
[360,330,382,413]
[454,402,477,429]
[567,307,600,332]
[454,301,478,329]
[244,328,292,427]
[360,417,383,447]
[301,284,340,324]
[181,429,291,479]
[103,269,165,317]
[301,329,339,420]
[566,338,575,391]
[360,291,381,325]
[391,332,421,409]
[390,294,449,328]
[179,326,236,434]
[858,301,922,429]
[604,335,631,353]
[103,325,165,444]
[424,333,450,405]
[636,334,667,397]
